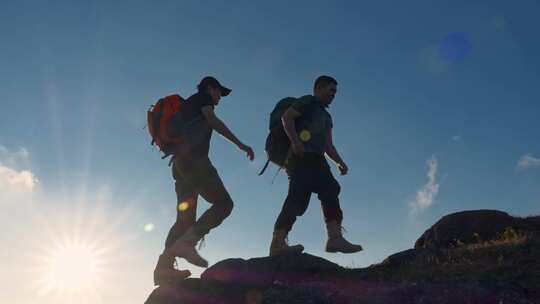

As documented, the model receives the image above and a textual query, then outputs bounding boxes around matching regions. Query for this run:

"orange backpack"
[147,94,184,159]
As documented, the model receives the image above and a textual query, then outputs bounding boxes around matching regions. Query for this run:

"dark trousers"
[274,154,343,232]
[164,157,233,249]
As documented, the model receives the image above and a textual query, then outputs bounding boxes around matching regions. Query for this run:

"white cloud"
[410,155,440,214]
[0,145,30,167]
[517,154,540,170]
[0,146,37,199]
[452,135,461,142]
[0,164,38,192]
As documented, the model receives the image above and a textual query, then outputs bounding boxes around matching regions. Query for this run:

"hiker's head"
[197,76,232,105]
[313,75,338,106]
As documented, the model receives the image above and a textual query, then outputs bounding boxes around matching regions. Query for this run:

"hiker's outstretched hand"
[239,144,255,161]
[337,162,348,176]
[291,140,305,158]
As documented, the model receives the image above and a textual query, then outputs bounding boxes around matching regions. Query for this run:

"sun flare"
[40,240,103,293]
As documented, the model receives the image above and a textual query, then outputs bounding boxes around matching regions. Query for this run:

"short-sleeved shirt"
[292,95,333,156]
[181,92,215,121]
[172,92,215,159]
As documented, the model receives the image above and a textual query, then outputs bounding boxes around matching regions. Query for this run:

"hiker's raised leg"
[164,194,198,248]
[193,176,234,236]
[316,168,362,254]
[317,172,343,226]
[169,159,232,267]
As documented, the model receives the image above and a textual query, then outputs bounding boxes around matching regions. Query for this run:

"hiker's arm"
[325,130,348,175]
[201,106,254,160]
[281,107,304,157]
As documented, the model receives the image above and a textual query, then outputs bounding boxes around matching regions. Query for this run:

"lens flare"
[299,130,311,142]
[144,223,155,232]
[178,201,190,211]
[438,32,472,63]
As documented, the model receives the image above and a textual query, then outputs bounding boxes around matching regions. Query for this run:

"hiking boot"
[167,227,209,268]
[325,221,363,253]
[269,229,304,256]
[153,254,191,285]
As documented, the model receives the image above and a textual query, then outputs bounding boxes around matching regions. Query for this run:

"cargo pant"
[164,156,234,248]
[274,153,343,232]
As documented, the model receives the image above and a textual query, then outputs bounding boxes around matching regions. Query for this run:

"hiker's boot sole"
[325,246,363,253]
[325,240,363,254]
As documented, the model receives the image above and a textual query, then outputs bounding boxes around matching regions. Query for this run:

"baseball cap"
[198,76,232,96]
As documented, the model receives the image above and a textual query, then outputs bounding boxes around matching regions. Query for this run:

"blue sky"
[1,1,540,303]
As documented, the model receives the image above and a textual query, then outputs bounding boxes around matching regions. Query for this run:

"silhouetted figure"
[269,75,363,256]
[153,77,254,285]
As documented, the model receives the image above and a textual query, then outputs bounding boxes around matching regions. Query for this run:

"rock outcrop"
[415,209,540,249]
[145,210,540,304]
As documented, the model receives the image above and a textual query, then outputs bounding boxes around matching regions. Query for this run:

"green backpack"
[259,95,314,175]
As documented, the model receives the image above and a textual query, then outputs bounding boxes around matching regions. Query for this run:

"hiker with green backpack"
[265,75,363,256]
[149,76,254,285]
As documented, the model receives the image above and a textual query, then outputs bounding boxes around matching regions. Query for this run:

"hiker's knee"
[224,199,233,217]
[330,181,341,196]
[319,183,340,202]
[217,196,234,218]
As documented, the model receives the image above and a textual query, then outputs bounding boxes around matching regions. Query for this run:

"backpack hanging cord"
[270,148,292,184]
[258,158,270,176]
[271,166,282,184]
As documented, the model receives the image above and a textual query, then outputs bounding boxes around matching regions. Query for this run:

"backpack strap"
[168,154,175,166]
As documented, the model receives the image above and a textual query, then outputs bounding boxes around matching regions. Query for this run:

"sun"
[40,240,104,294]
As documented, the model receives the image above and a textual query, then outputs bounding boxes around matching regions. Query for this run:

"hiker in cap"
[268,75,363,256]
[153,76,254,285]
